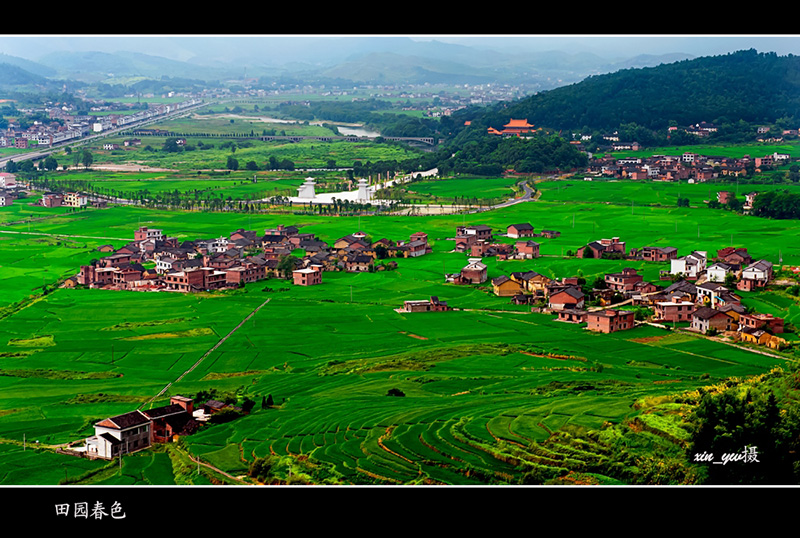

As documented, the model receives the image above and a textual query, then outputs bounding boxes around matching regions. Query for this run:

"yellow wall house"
[492,276,523,297]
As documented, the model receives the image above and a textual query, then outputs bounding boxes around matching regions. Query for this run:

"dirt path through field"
[141,297,272,408]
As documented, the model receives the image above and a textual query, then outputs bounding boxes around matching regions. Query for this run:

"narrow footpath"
[141,297,271,408]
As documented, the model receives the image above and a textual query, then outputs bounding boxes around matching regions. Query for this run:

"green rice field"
[0,175,798,485]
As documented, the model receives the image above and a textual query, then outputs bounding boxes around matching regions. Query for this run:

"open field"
[48,137,420,173]
[404,176,521,203]
[1,175,799,484]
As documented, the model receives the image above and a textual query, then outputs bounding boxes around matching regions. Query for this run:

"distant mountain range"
[0,36,698,90]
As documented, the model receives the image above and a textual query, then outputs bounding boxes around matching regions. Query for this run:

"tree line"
[450,50,800,145]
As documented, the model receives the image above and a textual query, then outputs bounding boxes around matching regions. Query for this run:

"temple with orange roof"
[488,118,536,137]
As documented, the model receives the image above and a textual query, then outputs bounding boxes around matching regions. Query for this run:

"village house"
[225,262,266,285]
[630,246,678,262]
[716,247,752,266]
[548,287,585,311]
[402,296,451,313]
[0,191,14,206]
[691,307,736,334]
[654,300,696,323]
[334,233,371,251]
[492,275,524,297]
[510,270,552,297]
[141,396,199,444]
[706,262,741,283]
[739,312,784,334]
[84,410,152,460]
[538,230,560,239]
[556,309,588,324]
[738,328,772,346]
[164,267,227,292]
[63,192,87,208]
[456,225,492,244]
[670,251,707,280]
[293,266,322,286]
[737,259,773,291]
[661,280,699,303]
[718,303,747,322]
[514,240,540,259]
[717,191,734,205]
[458,258,488,284]
[577,237,626,259]
[454,233,479,253]
[41,192,64,207]
[604,268,644,292]
[506,223,535,239]
[343,253,373,272]
[586,309,635,333]
[0,172,16,189]
[470,240,513,259]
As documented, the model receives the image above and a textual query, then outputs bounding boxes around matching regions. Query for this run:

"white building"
[84,410,151,460]
[670,251,707,279]
[706,262,737,283]
[742,260,773,283]
[63,192,87,208]
[297,177,317,199]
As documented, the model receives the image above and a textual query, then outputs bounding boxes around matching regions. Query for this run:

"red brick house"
[739,312,784,334]
[586,309,635,333]
[515,240,540,259]
[654,301,695,322]
[716,247,752,266]
[507,223,534,239]
[604,268,644,292]
[548,287,585,311]
[717,191,734,205]
[556,309,588,323]
[459,258,488,284]
[225,263,266,285]
[578,237,626,259]
[293,266,322,286]
[141,396,199,443]
[633,246,678,262]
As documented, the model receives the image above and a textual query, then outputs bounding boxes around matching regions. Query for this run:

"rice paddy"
[0,172,798,485]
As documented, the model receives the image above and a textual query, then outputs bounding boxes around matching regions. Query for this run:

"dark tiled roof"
[693,306,726,320]
[97,410,149,430]
[141,404,187,420]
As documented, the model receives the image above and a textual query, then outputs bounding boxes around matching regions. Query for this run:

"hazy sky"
[1,34,798,63]
[412,35,800,57]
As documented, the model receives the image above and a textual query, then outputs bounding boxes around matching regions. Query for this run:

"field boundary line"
[0,230,129,241]
[141,297,271,408]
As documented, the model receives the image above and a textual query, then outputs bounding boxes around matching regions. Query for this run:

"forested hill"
[453,50,800,134]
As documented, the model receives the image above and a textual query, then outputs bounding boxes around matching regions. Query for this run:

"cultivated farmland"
[1,173,799,485]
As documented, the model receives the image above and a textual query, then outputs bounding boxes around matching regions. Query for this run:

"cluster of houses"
[450,223,558,260]
[40,191,88,208]
[73,224,433,292]
[0,99,202,149]
[585,150,791,183]
[78,394,244,460]
[471,231,788,347]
